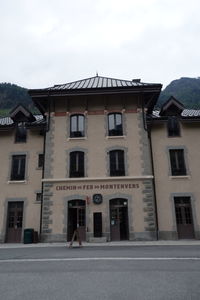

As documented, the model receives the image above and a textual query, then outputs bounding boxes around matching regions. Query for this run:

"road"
[0,245,200,300]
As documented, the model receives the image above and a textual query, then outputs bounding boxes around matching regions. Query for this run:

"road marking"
[0,257,200,263]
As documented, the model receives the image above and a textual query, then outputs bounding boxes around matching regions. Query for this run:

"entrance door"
[110,199,129,241]
[6,202,24,243]
[174,197,195,239]
[67,200,86,242]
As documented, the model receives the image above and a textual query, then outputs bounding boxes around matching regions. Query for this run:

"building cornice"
[42,175,154,183]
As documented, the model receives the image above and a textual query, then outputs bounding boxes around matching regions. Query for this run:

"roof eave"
[149,116,200,123]
[29,84,162,98]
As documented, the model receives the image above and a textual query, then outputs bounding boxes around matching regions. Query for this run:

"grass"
[0,107,41,117]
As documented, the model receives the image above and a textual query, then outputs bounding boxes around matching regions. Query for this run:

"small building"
[0,75,200,243]
[0,105,45,242]
[150,96,200,240]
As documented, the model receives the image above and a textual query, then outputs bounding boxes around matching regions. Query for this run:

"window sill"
[67,137,87,141]
[169,175,190,179]
[168,136,181,138]
[7,180,27,184]
[106,135,126,139]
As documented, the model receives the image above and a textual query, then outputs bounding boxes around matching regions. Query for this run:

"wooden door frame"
[67,199,86,242]
[6,201,24,243]
[3,198,27,243]
[174,196,195,239]
[109,198,129,241]
[171,194,197,239]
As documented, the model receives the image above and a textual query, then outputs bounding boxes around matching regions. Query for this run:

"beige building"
[0,105,45,242]
[0,75,199,243]
[150,96,200,240]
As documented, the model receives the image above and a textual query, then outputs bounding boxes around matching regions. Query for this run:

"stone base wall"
[41,233,66,243]
[158,231,177,240]
[0,234,4,243]
[41,231,158,242]
[194,231,200,239]
[130,231,157,241]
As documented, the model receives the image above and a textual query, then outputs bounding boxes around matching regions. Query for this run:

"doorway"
[174,197,195,239]
[6,202,24,243]
[67,200,86,242]
[110,198,129,241]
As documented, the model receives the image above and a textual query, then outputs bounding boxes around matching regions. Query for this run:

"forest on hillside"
[0,77,200,116]
[157,77,200,108]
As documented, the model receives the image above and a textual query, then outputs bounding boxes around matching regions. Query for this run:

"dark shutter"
[70,152,76,177]
[38,154,44,168]
[11,155,26,180]
[109,151,116,176]
[20,157,26,179]
[78,152,84,177]
[15,125,27,143]
[70,151,84,177]
[94,213,102,237]
[170,149,186,176]
[118,150,125,176]
[109,150,125,176]
[168,117,180,137]
[11,157,19,180]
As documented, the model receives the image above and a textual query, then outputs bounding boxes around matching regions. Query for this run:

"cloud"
[0,0,199,88]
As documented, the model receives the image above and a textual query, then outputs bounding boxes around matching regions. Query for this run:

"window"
[38,154,44,168]
[70,151,84,177]
[70,114,85,137]
[167,117,180,137]
[10,155,26,180]
[169,149,186,176]
[36,193,42,202]
[108,113,123,136]
[109,150,125,176]
[15,123,27,143]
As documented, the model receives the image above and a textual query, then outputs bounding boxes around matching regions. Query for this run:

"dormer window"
[167,117,180,137]
[15,123,27,143]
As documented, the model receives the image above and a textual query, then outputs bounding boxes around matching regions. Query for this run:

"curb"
[1,240,200,249]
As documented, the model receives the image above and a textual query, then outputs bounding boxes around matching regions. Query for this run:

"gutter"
[142,97,159,241]
[39,92,51,238]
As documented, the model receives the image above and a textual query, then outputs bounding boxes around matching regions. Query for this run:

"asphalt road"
[0,245,200,300]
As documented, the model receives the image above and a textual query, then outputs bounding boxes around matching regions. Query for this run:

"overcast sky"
[0,0,199,89]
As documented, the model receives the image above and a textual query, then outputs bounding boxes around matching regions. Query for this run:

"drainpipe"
[141,97,159,240]
[39,93,51,238]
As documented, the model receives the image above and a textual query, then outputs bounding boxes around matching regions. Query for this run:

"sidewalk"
[1,240,200,249]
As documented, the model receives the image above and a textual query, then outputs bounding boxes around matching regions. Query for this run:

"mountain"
[0,77,200,115]
[157,77,200,108]
[0,83,33,115]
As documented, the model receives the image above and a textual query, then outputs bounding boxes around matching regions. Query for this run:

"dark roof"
[152,109,200,118]
[29,75,162,115]
[9,104,36,122]
[0,115,45,127]
[160,96,185,116]
[45,75,159,91]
